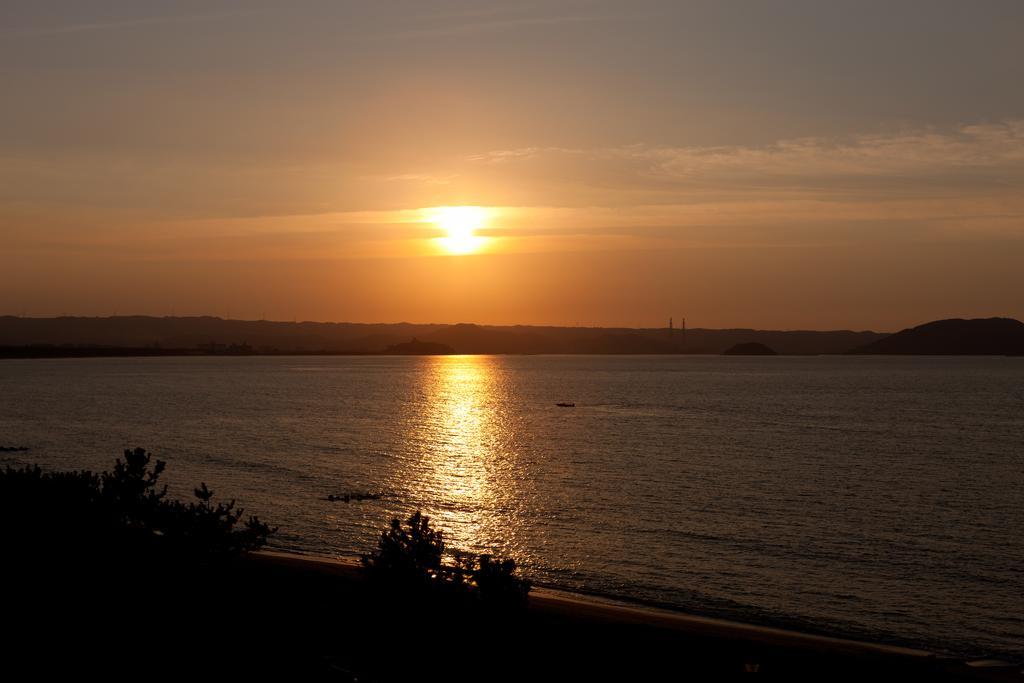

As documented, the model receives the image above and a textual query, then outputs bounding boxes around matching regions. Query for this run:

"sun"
[427,206,489,255]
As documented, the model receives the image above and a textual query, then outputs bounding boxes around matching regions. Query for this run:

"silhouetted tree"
[0,449,289,679]
[475,553,530,608]
[361,511,531,609]
[0,447,274,561]
[361,510,444,588]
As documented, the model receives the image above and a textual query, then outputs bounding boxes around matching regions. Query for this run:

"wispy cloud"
[9,8,264,37]
[375,173,456,186]
[376,4,604,41]
[466,120,1024,201]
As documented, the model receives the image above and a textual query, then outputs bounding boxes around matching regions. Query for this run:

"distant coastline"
[0,344,382,359]
[0,315,886,356]
[0,344,813,359]
[2,315,1022,357]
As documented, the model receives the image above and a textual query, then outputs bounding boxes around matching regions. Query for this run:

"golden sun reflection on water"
[402,355,529,557]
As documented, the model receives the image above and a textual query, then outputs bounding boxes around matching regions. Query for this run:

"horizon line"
[17,312,1024,335]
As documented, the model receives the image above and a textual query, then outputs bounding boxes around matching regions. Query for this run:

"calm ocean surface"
[1,355,1021,658]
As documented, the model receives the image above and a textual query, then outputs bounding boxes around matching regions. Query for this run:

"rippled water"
[1,355,1021,658]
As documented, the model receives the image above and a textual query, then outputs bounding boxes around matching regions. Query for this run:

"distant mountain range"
[1,315,1021,356]
[0,315,885,355]
[851,318,1024,355]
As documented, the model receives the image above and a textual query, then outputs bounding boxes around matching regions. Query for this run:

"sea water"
[1,355,1021,659]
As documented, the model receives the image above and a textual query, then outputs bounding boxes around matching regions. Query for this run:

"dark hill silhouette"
[344,332,417,352]
[578,333,676,354]
[421,323,550,354]
[684,328,883,355]
[723,342,778,355]
[383,338,455,355]
[0,316,889,355]
[0,316,444,353]
[852,318,1024,355]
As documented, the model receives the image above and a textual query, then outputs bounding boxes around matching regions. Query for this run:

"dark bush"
[0,447,275,562]
[361,510,443,587]
[0,449,282,677]
[475,553,531,608]
[361,511,531,609]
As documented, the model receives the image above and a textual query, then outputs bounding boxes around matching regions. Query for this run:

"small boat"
[555,402,575,408]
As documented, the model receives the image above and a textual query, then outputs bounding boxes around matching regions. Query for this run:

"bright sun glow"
[427,206,489,254]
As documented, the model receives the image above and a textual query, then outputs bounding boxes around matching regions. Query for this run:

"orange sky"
[2,1,1023,330]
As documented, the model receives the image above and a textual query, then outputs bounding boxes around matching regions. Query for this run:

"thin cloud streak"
[8,8,266,37]
[376,12,604,40]
[466,120,1024,200]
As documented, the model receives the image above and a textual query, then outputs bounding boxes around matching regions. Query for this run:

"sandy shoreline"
[254,550,1019,678]
[258,550,928,656]
[4,544,1019,679]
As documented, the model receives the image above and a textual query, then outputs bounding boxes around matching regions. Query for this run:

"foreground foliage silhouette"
[1,448,284,677]
[0,455,995,681]
[0,447,274,559]
[362,510,531,609]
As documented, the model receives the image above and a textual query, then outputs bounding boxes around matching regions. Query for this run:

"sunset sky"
[3,0,1023,330]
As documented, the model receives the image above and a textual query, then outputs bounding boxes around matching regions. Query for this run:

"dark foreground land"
[5,550,1018,681]
[3,451,1019,681]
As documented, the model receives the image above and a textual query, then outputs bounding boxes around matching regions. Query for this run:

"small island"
[722,342,778,356]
